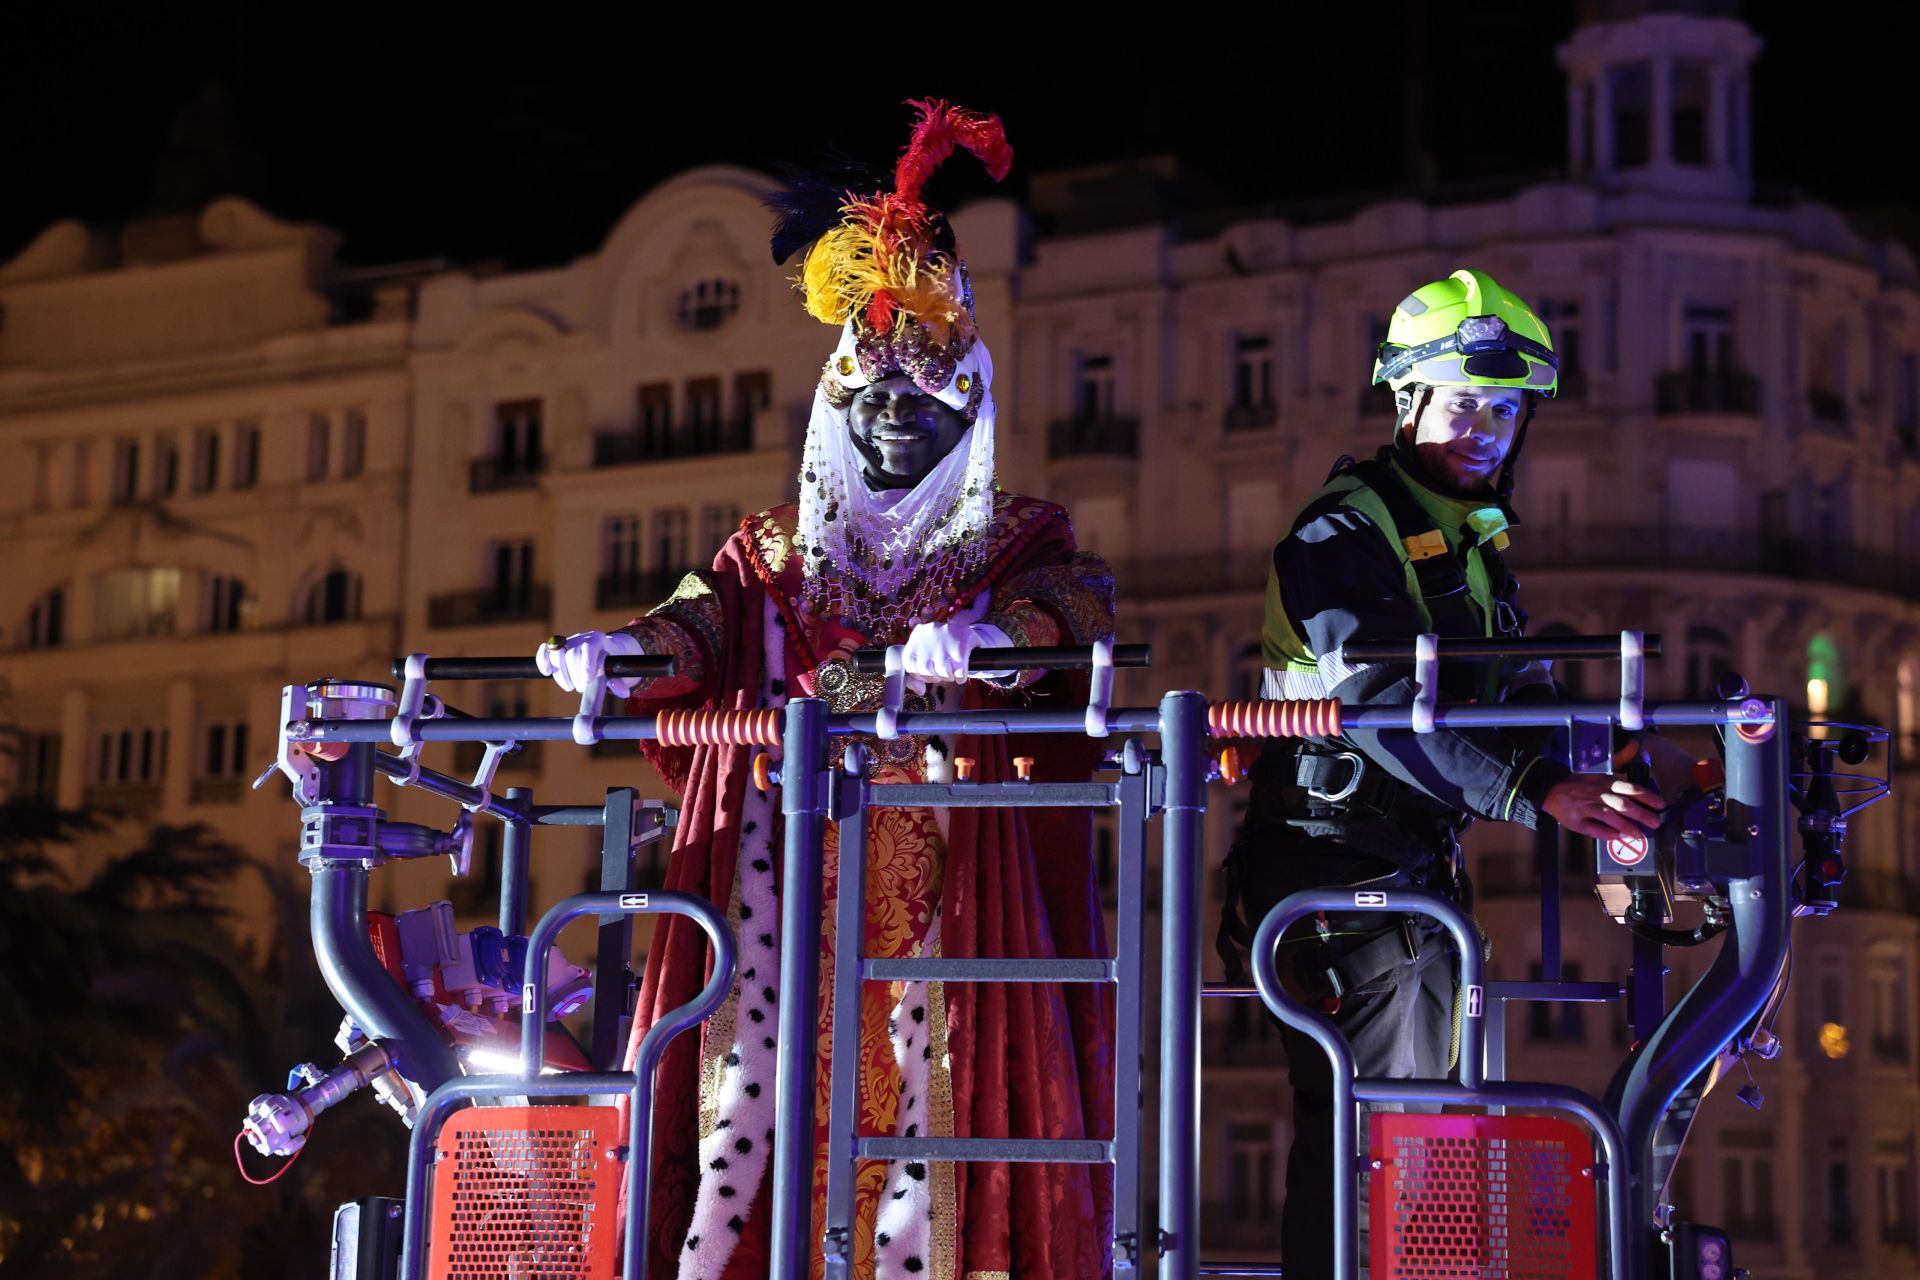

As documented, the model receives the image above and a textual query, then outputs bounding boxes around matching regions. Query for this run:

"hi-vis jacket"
[1261,448,1571,829]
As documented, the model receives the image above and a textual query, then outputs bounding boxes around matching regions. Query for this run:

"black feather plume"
[765,157,890,265]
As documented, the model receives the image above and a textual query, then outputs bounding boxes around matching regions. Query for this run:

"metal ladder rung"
[857,1136,1112,1164]
[863,958,1115,983]
[868,781,1121,808]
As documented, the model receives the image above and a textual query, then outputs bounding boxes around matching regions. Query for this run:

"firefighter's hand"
[1541,771,1666,842]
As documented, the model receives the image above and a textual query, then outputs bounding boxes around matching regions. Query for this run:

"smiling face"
[846,375,970,489]
[1404,383,1527,495]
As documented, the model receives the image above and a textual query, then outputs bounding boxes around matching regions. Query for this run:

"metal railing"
[1508,527,1920,601]
[596,568,694,611]
[1808,387,1850,425]
[1108,548,1272,600]
[84,782,163,812]
[593,416,752,466]
[1223,402,1279,432]
[425,585,551,628]
[468,453,546,493]
[1049,415,1140,458]
[1655,369,1762,415]
[189,775,247,805]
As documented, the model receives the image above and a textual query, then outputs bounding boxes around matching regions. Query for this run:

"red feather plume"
[893,99,1014,209]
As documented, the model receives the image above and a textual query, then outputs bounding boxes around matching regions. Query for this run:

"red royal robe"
[620,493,1116,1279]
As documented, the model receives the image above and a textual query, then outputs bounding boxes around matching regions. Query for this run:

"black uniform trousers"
[1227,787,1461,1279]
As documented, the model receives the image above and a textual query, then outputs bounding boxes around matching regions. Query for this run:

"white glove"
[900,595,1010,685]
[535,630,645,698]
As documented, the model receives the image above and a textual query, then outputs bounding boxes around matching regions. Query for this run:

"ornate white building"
[2,2,1916,1273]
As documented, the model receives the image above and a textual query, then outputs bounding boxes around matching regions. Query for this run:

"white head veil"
[795,321,997,636]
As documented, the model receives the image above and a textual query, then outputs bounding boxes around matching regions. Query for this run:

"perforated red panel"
[428,1105,620,1280]
[1370,1112,1598,1280]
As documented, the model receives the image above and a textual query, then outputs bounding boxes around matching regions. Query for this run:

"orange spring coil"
[1207,699,1342,739]
[656,708,784,748]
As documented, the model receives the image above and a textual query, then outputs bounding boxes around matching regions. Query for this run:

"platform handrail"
[1340,633,1664,661]
[1248,887,1633,1280]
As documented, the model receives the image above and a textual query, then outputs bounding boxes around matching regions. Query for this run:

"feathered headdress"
[770,99,1012,417]
[772,100,1013,637]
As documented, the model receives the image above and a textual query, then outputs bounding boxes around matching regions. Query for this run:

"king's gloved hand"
[535,630,645,698]
[900,595,1010,688]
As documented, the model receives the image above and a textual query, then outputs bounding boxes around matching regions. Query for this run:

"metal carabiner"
[1306,751,1368,805]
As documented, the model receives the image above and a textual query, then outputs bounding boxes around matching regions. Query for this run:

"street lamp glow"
[1807,677,1830,716]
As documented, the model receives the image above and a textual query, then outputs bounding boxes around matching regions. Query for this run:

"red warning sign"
[1607,833,1650,867]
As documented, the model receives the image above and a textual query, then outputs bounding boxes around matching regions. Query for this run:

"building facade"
[3,4,1918,1273]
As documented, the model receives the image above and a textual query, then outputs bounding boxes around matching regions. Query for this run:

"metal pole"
[1112,749,1149,1275]
[500,786,531,937]
[594,788,639,1071]
[771,698,829,1280]
[822,749,869,1279]
[304,740,460,1093]
[1157,691,1207,1280]
[1607,701,1790,1280]
[310,864,462,1092]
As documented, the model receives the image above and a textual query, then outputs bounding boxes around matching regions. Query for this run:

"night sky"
[1,4,1913,272]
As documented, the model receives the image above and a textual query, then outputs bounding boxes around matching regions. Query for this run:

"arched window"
[96,567,182,640]
[20,586,66,649]
[302,569,363,625]
[675,279,740,332]
[1685,624,1734,699]
[203,574,253,634]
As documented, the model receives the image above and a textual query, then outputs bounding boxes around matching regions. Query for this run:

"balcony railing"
[1727,1217,1780,1243]
[1871,1033,1912,1064]
[1508,526,1920,603]
[427,584,552,629]
[596,568,697,611]
[594,417,752,467]
[1109,527,1920,605]
[1107,549,1272,601]
[469,453,547,493]
[1223,402,1279,432]
[1807,387,1850,425]
[1048,416,1139,459]
[1654,369,1761,416]
[1838,869,1920,915]
[189,776,247,805]
[85,782,163,813]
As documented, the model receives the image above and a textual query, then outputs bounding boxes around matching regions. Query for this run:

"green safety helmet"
[1371,268,1559,399]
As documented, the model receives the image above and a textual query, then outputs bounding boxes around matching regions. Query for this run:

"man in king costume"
[538,102,1117,1279]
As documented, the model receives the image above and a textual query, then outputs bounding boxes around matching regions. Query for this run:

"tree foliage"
[0,800,405,1278]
